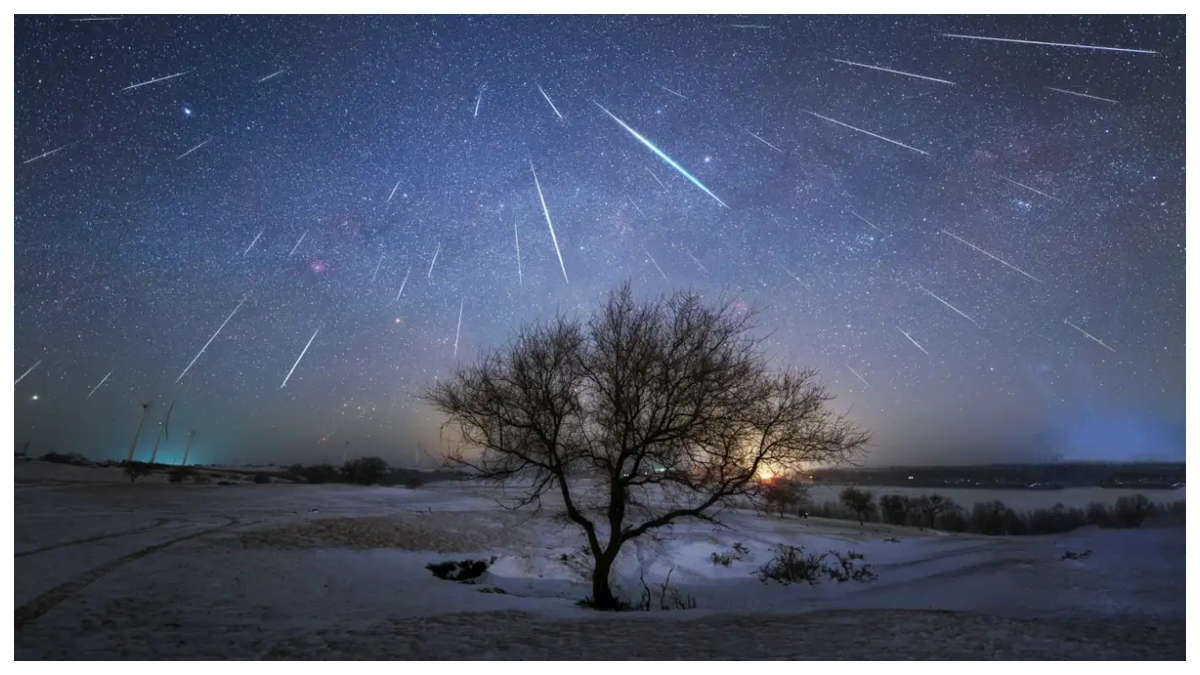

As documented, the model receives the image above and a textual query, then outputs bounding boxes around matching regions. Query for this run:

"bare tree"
[423,283,869,610]
[763,476,812,519]
[915,493,956,529]
[839,486,876,525]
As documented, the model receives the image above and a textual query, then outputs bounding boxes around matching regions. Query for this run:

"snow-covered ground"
[14,462,1186,659]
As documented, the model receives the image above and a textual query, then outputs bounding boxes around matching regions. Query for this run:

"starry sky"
[12,15,1186,467]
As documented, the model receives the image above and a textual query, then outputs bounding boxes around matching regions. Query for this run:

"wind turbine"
[148,400,176,465]
[125,401,152,463]
[180,430,197,466]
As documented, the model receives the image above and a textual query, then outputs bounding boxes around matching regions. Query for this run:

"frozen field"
[14,464,1187,659]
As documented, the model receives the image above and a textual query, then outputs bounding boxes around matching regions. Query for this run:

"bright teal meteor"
[593,101,728,209]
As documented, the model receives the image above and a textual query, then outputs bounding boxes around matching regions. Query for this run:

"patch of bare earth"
[264,609,1184,660]
[228,511,565,553]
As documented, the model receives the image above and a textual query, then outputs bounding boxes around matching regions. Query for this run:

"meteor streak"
[72,16,122,21]
[453,298,464,358]
[122,69,193,91]
[289,230,307,257]
[396,266,411,301]
[280,327,320,388]
[177,294,249,383]
[387,179,402,203]
[684,248,709,273]
[746,130,784,153]
[803,110,929,155]
[918,284,978,325]
[897,326,930,356]
[474,89,483,118]
[940,33,1157,54]
[1000,176,1061,202]
[537,84,564,120]
[16,359,42,385]
[370,254,384,283]
[851,210,886,236]
[657,83,687,99]
[645,249,668,282]
[646,167,669,191]
[244,229,263,256]
[727,24,771,29]
[940,229,1042,283]
[257,69,285,83]
[847,364,871,388]
[628,198,646,217]
[832,59,956,85]
[1044,86,1119,104]
[23,143,74,164]
[531,161,570,285]
[594,101,728,208]
[427,242,440,278]
[87,370,113,398]
[176,138,210,160]
[1064,319,1117,352]
[514,218,523,286]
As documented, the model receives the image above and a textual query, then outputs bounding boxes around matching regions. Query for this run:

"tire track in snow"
[16,518,172,558]
[15,517,245,631]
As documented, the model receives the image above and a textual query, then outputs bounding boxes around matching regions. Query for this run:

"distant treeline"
[816,487,1186,536]
[812,462,1186,490]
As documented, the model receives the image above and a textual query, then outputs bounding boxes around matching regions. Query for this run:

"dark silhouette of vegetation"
[839,487,876,525]
[167,466,197,484]
[426,557,495,581]
[341,456,389,485]
[424,283,869,610]
[756,544,876,586]
[293,463,341,484]
[762,477,811,518]
[123,461,153,483]
[252,472,272,484]
[813,490,1183,536]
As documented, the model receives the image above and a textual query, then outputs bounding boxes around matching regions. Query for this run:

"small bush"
[404,475,425,489]
[167,466,197,484]
[1114,494,1151,528]
[341,456,389,486]
[253,472,272,484]
[426,557,495,581]
[825,551,877,583]
[123,461,153,483]
[40,452,90,466]
[756,545,828,586]
[296,463,340,484]
[1061,549,1092,561]
[710,542,751,567]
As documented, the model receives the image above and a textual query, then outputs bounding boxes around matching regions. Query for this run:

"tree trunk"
[590,551,620,610]
[857,513,864,525]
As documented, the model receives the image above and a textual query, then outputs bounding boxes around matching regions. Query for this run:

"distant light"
[31,394,39,401]
[908,475,914,480]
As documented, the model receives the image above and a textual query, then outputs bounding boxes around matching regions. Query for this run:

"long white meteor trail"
[177,294,249,383]
[918,284,978,325]
[897,327,930,356]
[594,101,728,208]
[685,248,709,273]
[727,24,771,29]
[72,16,122,21]
[657,83,687,100]
[803,110,929,156]
[474,89,482,118]
[176,138,210,160]
[396,266,411,301]
[847,364,871,388]
[257,69,285,83]
[628,198,646,217]
[1064,318,1116,353]
[851,210,886,236]
[280,328,320,388]
[746,130,784,153]
[646,167,669,191]
[122,69,193,91]
[23,143,74,164]
[1044,86,1118,104]
[645,249,668,282]
[833,59,956,86]
[87,370,113,398]
[370,254,384,283]
[387,179,402,203]
[427,242,440,278]
[16,359,42,385]
[244,229,263,256]
[537,85,564,120]
[453,299,464,358]
[530,161,570,285]
[1000,176,1061,202]
[940,229,1042,283]
[940,33,1157,55]
[514,219,523,286]
[289,230,307,257]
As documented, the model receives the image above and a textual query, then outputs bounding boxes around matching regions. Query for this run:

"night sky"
[12,15,1186,467]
